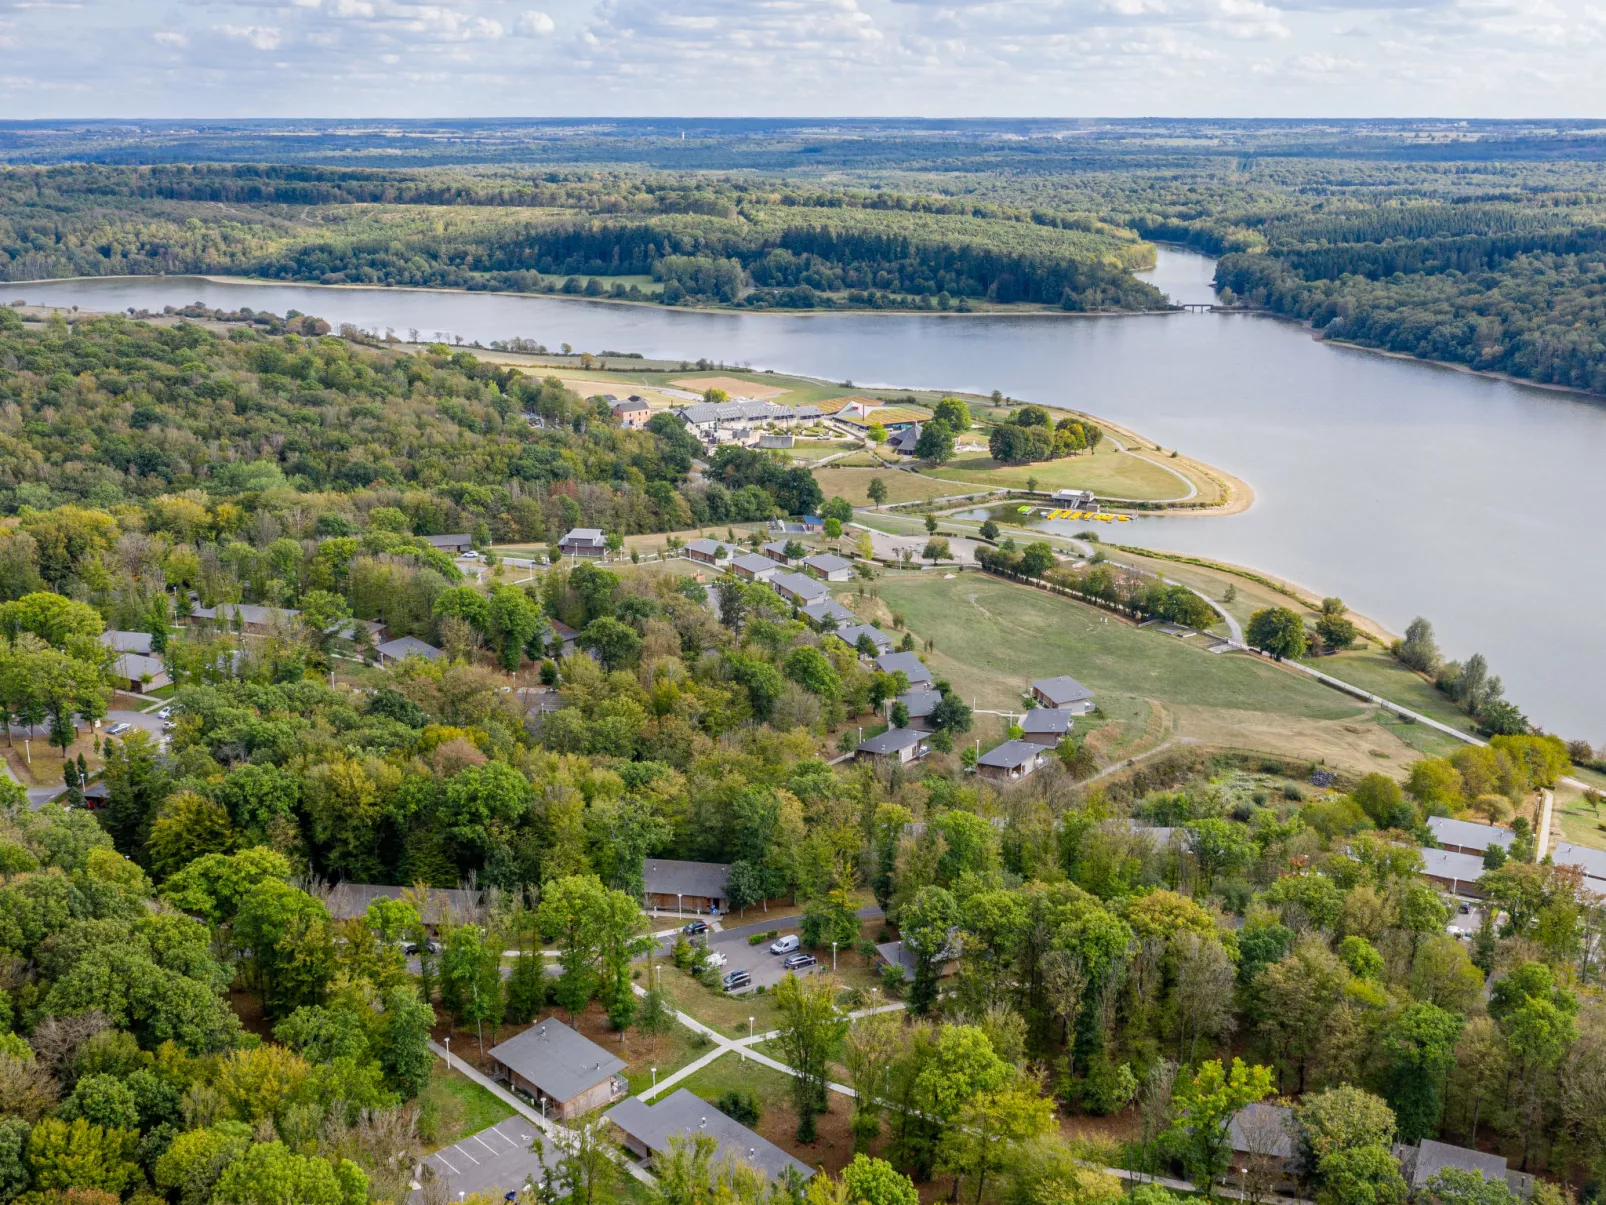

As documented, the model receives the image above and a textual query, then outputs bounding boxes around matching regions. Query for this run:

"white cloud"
[514,9,554,35]
[153,30,188,46]
[217,24,284,50]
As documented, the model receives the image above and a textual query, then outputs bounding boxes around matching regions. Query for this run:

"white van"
[769,934,800,955]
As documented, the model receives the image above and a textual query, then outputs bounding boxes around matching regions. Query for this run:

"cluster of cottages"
[1228,1101,1535,1199]
[663,392,935,455]
[1419,814,1605,897]
[853,670,1095,783]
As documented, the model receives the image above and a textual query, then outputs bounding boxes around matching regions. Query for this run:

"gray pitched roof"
[803,553,853,575]
[1021,709,1074,736]
[113,652,168,682]
[875,652,932,684]
[643,859,731,899]
[489,1018,626,1104]
[1032,675,1094,705]
[888,424,921,452]
[1410,1139,1508,1189]
[899,688,943,719]
[425,533,472,548]
[377,635,443,661]
[835,623,892,652]
[1419,846,1488,884]
[1552,841,1606,883]
[324,883,479,925]
[761,540,793,559]
[858,727,926,755]
[686,538,727,557]
[192,602,300,626]
[730,553,776,576]
[561,528,607,547]
[978,739,1045,770]
[770,572,827,602]
[100,630,153,655]
[1427,816,1516,852]
[676,400,791,425]
[801,598,855,626]
[1228,1103,1295,1159]
[605,1090,814,1183]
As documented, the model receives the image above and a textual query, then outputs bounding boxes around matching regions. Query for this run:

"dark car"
[404,940,441,956]
[722,969,751,991]
[683,920,709,935]
[781,952,817,971]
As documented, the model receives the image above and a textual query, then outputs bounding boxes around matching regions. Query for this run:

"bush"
[747,930,779,946]
[714,1090,761,1127]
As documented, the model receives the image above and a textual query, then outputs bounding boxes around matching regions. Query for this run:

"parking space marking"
[433,1153,460,1176]
[453,1143,481,1165]
[473,1133,500,1155]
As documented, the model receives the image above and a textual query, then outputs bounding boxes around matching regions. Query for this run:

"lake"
[15,249,1606,740]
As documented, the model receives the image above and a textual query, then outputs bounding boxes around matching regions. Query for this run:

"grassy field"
[1301,648,1481,736]
[654,965,784,1038]
[422,1063,515,1151]
[622,1018,706,1096]
[815,467,982,507]
[927,441,1194,502]
[863,574,1427,777]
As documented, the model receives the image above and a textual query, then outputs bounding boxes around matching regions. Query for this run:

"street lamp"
[443,1035,451,1070]
[677,893,683,918]
[748,1017,754,1041]
[651,1067,657,1091]
[832,941,837,972]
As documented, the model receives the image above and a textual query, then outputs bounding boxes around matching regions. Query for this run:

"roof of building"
[1427,816,1516,852]
[550,619,580,640]
[858,727,927,756]
[978,739,1046,771]
[875,652,932,684]
[376,636,444,661]
[685,538,727,557]
[425,533,472,548]
[605,1090,814,1183]
[770,572,827,602]
[113,652,168,682]
[612,399,650,413]
[100,630,153,655]
[1552,841,1606,884]
[887,424,921,452]
[323,883,479,925]
[761,540,793,559]
[191,602,300,626]
[1419,846,1488,884]
[899,688,943,719]
[730,553,777,576]
[794,406,821,419]
[1410,1140,1508,1189]
[801,599,855,626]
[1032,675,1094,705]
[1052,488,1095,501]
[1228,1102,1296,1159]
[803,553,854,575]
[1021,709,1074,736]
[834,623,892,651]
[643,859,731,900]
[560,528,607,546]
[676,400,791,425]
[489,1019,627,1104]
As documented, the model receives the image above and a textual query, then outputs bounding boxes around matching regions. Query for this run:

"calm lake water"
[17,250,1606,739]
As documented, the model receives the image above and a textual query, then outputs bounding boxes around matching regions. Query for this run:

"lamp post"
[651,1067,657,1092]
[832,941,838,972]
[677,893,683,918]
[443,1035,451,1070]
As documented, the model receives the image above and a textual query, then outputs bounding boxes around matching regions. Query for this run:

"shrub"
[714,1090,760,1127]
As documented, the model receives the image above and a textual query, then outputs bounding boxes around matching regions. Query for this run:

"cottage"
[729,553,780,583]
[559,528,608,558]
[1020,708,1074,746]
[835,623,893,655]
[856,727,929,765]
[322,883,478,930]
[606,1090,814,1184]
[1419,847,1489,897]
[643,859,731,914]
[1397,1139,1535,1199]
[425,534,474,554]
[1427,816,1516,857]
[685,538,728,566]
[977,739,1049,782]
[1051,489,1096,508]
[112,653,171,694]
[100,630,154,656]
[760,540,795,564]
[886,424,921,456]
[801,598,856,628]
[1227,1103,1297,1191]
[330,617,389,644]
[611,399,650,429]
[375,636,444,664]
[189,602,301,633]
[875,651,933,687]
[1031,675,1096,714]
[488,1019,628,1120]
[1550,841,1606,894]
[897,688,943,731]
[549,620,581,659]
[770,572,828,605]
[876,931,961,982]
[803,553,854,582]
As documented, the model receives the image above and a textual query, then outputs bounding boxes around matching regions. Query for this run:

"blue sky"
[1,0,1601,118]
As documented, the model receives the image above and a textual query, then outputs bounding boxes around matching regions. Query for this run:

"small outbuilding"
[685,538,728,565]
[425,534,474,554]
[803,553,854,582]
[770,572,828,605]
[488,1018,628,1120]
[760,540,795,564]
[856,727,929,765]
[729,553,779,582]
[835,624,893,655]
[897,688,943,731]
[559,529,608,558]
[100,630,154,656]
[801,598,856,628]
[1031,675,1096,714]
[977,739,1049,782]
[323,883,479,930]
[1396,1139,1535,1199]
[1020,708,1074,746]
[1419,847,1489,897]
[612,399,650,429]
[112,652,171,694]
[1051,489,1096,508]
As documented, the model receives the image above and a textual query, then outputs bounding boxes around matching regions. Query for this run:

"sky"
[2,0,1604,119]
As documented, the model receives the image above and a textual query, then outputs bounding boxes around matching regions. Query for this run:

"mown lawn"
[421,1063,514,1151]
[926,441,1191,501]
[1300,648,1479,735]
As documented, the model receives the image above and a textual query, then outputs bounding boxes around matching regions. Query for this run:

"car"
[157,707,173,720]
[682,920,709,936]
[782,952,817,971]
[769,935,799,955]
[1458,903,1471,914]
[106,722,132,737]
[404,940,441,956]
[721,969,751,991]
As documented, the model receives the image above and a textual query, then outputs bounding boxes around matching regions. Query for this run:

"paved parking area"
[705,926,821,993]
[417,1120,556,1201]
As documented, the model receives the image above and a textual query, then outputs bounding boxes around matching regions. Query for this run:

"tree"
[802,888,862,951]
[774,971,848,1141]
[578,617,641,670]
[979,520,999,541]
[939,1081,1054,1205]
[784,646,842,699]
[1397,617,1440,673]
[1019,543,1054,577]
[486,585,544,672]
[902,886,959,1014]
[210,1141,367,1205]
[915,421,956,464]
[543,1119,619,1205]
[844,1011,902,1151]
[1379,1002,1463,1143]
[932,398,971,433]
[438,924,504,1053]
[923,538,951,565]
[0,1116,27,1204]
[26,1118,140,1196]
[1297,1085,1397,1165]
[866,478,888,506]
[1165,1058,1274,1193]
[1246,607,1308,660]
[1315,1144,1408,1205]
[1424,1169,1519,1205]
[929,693,972,733]
[1351,773,1405,828]
[232,880,334,1018]
[1316,599,1358,651]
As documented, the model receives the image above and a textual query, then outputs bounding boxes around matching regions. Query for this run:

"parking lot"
[701,924,821,994]
[417,1120,555,1201]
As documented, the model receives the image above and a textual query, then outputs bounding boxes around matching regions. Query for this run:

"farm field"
[863,573,1426,777]
[927,441,1195,501]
